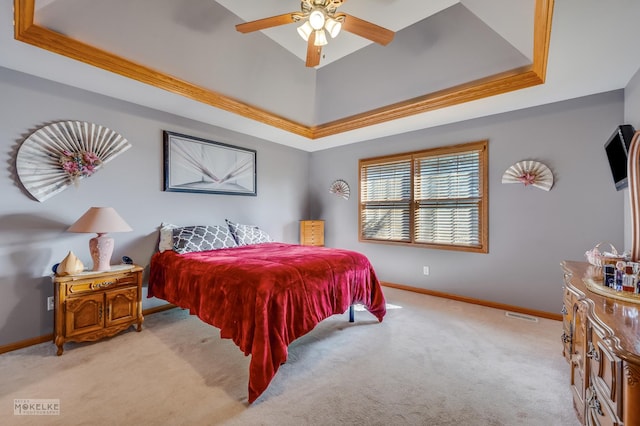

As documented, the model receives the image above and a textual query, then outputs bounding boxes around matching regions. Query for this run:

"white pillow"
[158,223,177,252]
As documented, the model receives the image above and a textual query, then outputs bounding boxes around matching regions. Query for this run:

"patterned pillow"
[225,219,273,246]
[172,225,237,254]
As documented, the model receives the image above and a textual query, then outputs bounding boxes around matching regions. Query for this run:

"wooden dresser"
[52,265,144,355]
[300,220,324,246]
[561,260,640,425]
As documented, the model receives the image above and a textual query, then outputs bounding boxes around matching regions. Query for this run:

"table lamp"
[68,207,132,271]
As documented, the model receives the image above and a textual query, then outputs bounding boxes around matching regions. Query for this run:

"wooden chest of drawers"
[300,220,324,246]
[561,261,640,425]
[52,265,144,355]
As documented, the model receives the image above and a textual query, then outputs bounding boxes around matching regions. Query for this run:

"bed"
[148,241,386,403]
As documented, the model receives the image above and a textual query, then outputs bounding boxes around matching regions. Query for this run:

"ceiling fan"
[235,0,395,67]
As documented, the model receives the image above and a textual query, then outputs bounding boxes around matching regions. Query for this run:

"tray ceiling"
[2,0,640,151]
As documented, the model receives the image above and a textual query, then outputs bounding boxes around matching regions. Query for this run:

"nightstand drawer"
[66,273,137,295]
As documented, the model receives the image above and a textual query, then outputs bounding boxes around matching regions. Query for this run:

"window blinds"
[359,141,486,251]
[414,151,481,247]
[360,158,411,242]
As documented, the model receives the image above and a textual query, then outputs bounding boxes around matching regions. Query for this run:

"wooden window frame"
[359,140,488,253]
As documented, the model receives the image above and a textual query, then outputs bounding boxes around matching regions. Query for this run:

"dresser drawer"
[586,384,622,426]
[589,327,622,412]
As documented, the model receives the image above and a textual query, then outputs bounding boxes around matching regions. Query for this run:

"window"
[359,140,488,253]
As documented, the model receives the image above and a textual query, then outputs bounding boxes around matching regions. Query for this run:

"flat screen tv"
[605,124,636,191]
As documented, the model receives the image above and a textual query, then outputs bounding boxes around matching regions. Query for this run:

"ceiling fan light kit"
[308,9,326,30]
[314,29,328,46]
[236,0,394,67]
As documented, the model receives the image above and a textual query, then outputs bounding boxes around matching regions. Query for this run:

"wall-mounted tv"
[605,124,636,191]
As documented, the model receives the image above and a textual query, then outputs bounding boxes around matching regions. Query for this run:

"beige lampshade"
[68,207,132,234]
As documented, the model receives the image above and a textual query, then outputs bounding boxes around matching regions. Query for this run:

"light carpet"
[0,287,579,425]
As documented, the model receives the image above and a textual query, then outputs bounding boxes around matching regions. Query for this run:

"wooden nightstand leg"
[136,315,144,332]
[55,336,64,356]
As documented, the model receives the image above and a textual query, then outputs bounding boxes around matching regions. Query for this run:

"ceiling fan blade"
[236,13,298,33]
[306,33,322,67]
[341,14,395,46]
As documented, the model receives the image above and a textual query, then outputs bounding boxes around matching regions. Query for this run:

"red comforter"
[148,242,386,403]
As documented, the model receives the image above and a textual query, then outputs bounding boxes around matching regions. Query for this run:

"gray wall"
[0,63,634,346]
[310,91,626,314]
[0,67,310,346]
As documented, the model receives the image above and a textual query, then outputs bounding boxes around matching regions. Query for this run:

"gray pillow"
[225,219,273,246]
[173,225,237,254]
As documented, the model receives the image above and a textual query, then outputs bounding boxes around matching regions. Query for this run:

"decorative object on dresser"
[501,160,553,191]
[300,220,324,246]
[56,251,84,276]
[53,264,143,356]
[67,207,133,271]
[163,131,257,196]
[561,260,640,425]
[584,242,625,267]
[329,179,350,200]
[15,121,131,202]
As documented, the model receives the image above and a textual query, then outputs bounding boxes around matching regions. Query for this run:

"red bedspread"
[148,242,386,403]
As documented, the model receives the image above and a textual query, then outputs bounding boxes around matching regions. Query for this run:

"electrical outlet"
[423,266,430,276]
[47,296,54,311]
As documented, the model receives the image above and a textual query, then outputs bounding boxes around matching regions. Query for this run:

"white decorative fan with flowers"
[501,160,554,191]
[16,120,131,202]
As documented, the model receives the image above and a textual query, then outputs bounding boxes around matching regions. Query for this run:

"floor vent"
[505,311,539,322]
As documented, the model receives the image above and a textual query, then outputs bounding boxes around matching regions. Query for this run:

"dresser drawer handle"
[561,332,572,345]
[586,342,600,362]
[561,305,568,315]
[91,281,115,290]
[588,387,604,416]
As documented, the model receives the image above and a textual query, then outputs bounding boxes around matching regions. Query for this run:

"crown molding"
[14,0,553,141]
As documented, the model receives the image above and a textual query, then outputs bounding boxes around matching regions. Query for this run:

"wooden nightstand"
[300,220,324,246]
[52,265,144,355]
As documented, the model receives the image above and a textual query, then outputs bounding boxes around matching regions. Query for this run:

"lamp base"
[89,233,114,271]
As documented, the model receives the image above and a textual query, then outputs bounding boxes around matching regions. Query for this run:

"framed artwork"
[163,131,256,196]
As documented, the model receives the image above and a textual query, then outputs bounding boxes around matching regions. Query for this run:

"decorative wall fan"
[16,121,131,202]
[501,160,554,191]
[329,179,350,199]
[236,0,395,67]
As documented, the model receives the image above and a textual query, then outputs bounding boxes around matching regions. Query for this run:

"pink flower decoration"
[83,151,99,164]
[62,161,79,174]
[59,150,101,181]
[517,172,537,186]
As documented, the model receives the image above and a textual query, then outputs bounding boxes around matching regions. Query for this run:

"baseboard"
[0,334,54,355]
[143,303,177,316]
[0,303,178,355]
[381,281,562,321]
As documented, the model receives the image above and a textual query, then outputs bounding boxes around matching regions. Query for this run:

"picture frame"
[163,131,257,196]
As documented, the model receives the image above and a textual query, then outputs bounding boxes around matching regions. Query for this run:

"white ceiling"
[2,0,640,152]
